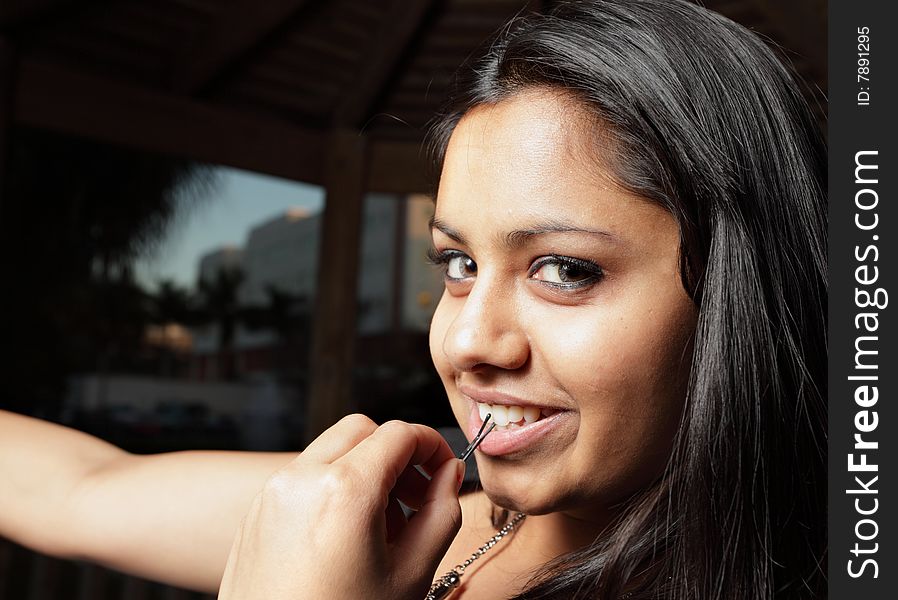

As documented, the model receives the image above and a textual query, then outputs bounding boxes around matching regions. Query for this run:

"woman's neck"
[442,492,612,599]
[516,506,611,560]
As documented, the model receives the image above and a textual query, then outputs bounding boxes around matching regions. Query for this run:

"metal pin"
[457,414,496,462]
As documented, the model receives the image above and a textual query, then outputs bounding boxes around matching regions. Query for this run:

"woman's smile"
[461,384,576,457]
[428,89,698,516]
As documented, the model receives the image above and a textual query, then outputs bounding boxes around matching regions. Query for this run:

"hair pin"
[457,414,495,462]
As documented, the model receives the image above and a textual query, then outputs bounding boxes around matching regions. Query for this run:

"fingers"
[297,417,457,539]
[241,415,462,598]
[393,458,464,575]
[341,421,455,497]
[299,414,379,463]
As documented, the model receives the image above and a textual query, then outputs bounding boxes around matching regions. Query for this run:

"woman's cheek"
[428,293,470,426]
[559,311,683,476]
[428,292,453,374]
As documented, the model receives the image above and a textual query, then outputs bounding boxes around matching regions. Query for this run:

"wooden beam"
[172,0,315,94]
[0,37,15,214]
[334,0,436,128]
[13,59,431,193]
[306,129,367,441]
[13,58,325,185]
[0,0,75,27]
[368,139,429,194]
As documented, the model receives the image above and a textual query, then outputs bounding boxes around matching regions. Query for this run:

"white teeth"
[476,402,545,428]
[478,403,491,421]
[491,405,510,426]
[523,406,540,423]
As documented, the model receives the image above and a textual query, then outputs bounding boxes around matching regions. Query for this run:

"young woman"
[425,1,827,597]
[4,1,826,598]
[223,1,827,598]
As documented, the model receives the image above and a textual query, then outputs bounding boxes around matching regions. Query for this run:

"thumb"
[393,458,464,576]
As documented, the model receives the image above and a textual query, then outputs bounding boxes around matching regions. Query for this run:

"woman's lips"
[466,401,572,456]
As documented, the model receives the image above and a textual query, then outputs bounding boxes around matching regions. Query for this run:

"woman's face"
[429,90,698,518]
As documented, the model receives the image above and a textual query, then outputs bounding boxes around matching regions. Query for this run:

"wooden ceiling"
[0,0,827,192]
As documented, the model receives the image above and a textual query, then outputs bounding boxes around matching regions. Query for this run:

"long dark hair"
[425,1,827,598]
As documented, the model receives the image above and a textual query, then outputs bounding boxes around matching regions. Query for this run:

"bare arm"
[0,409,295,592]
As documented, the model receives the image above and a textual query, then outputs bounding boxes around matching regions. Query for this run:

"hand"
[218,414,464,600]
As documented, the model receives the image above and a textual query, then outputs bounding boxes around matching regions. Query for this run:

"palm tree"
[0,128,215,414]
[152,279,196,326]
[196,267,244,380]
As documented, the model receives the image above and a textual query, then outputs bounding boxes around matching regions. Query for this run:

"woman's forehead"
[433,92,676,253]
[440,90,619,199]
[450,91,596,160]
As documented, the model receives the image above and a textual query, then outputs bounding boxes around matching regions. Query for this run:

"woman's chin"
[478,475,559,516]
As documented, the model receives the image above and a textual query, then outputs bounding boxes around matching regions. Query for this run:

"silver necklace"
[425,512,527,600]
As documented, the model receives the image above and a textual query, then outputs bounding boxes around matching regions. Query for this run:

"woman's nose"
[441,281,529,372]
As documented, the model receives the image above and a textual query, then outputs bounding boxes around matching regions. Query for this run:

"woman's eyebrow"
[430,217,469,246]
[431,216,619,248]
[503,221,619,248]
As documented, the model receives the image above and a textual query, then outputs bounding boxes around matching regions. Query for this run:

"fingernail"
[455,458,466,492]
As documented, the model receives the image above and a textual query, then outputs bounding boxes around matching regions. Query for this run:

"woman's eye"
[446,254,477,279]
[530,256,603,288]
[427,248,477,281]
